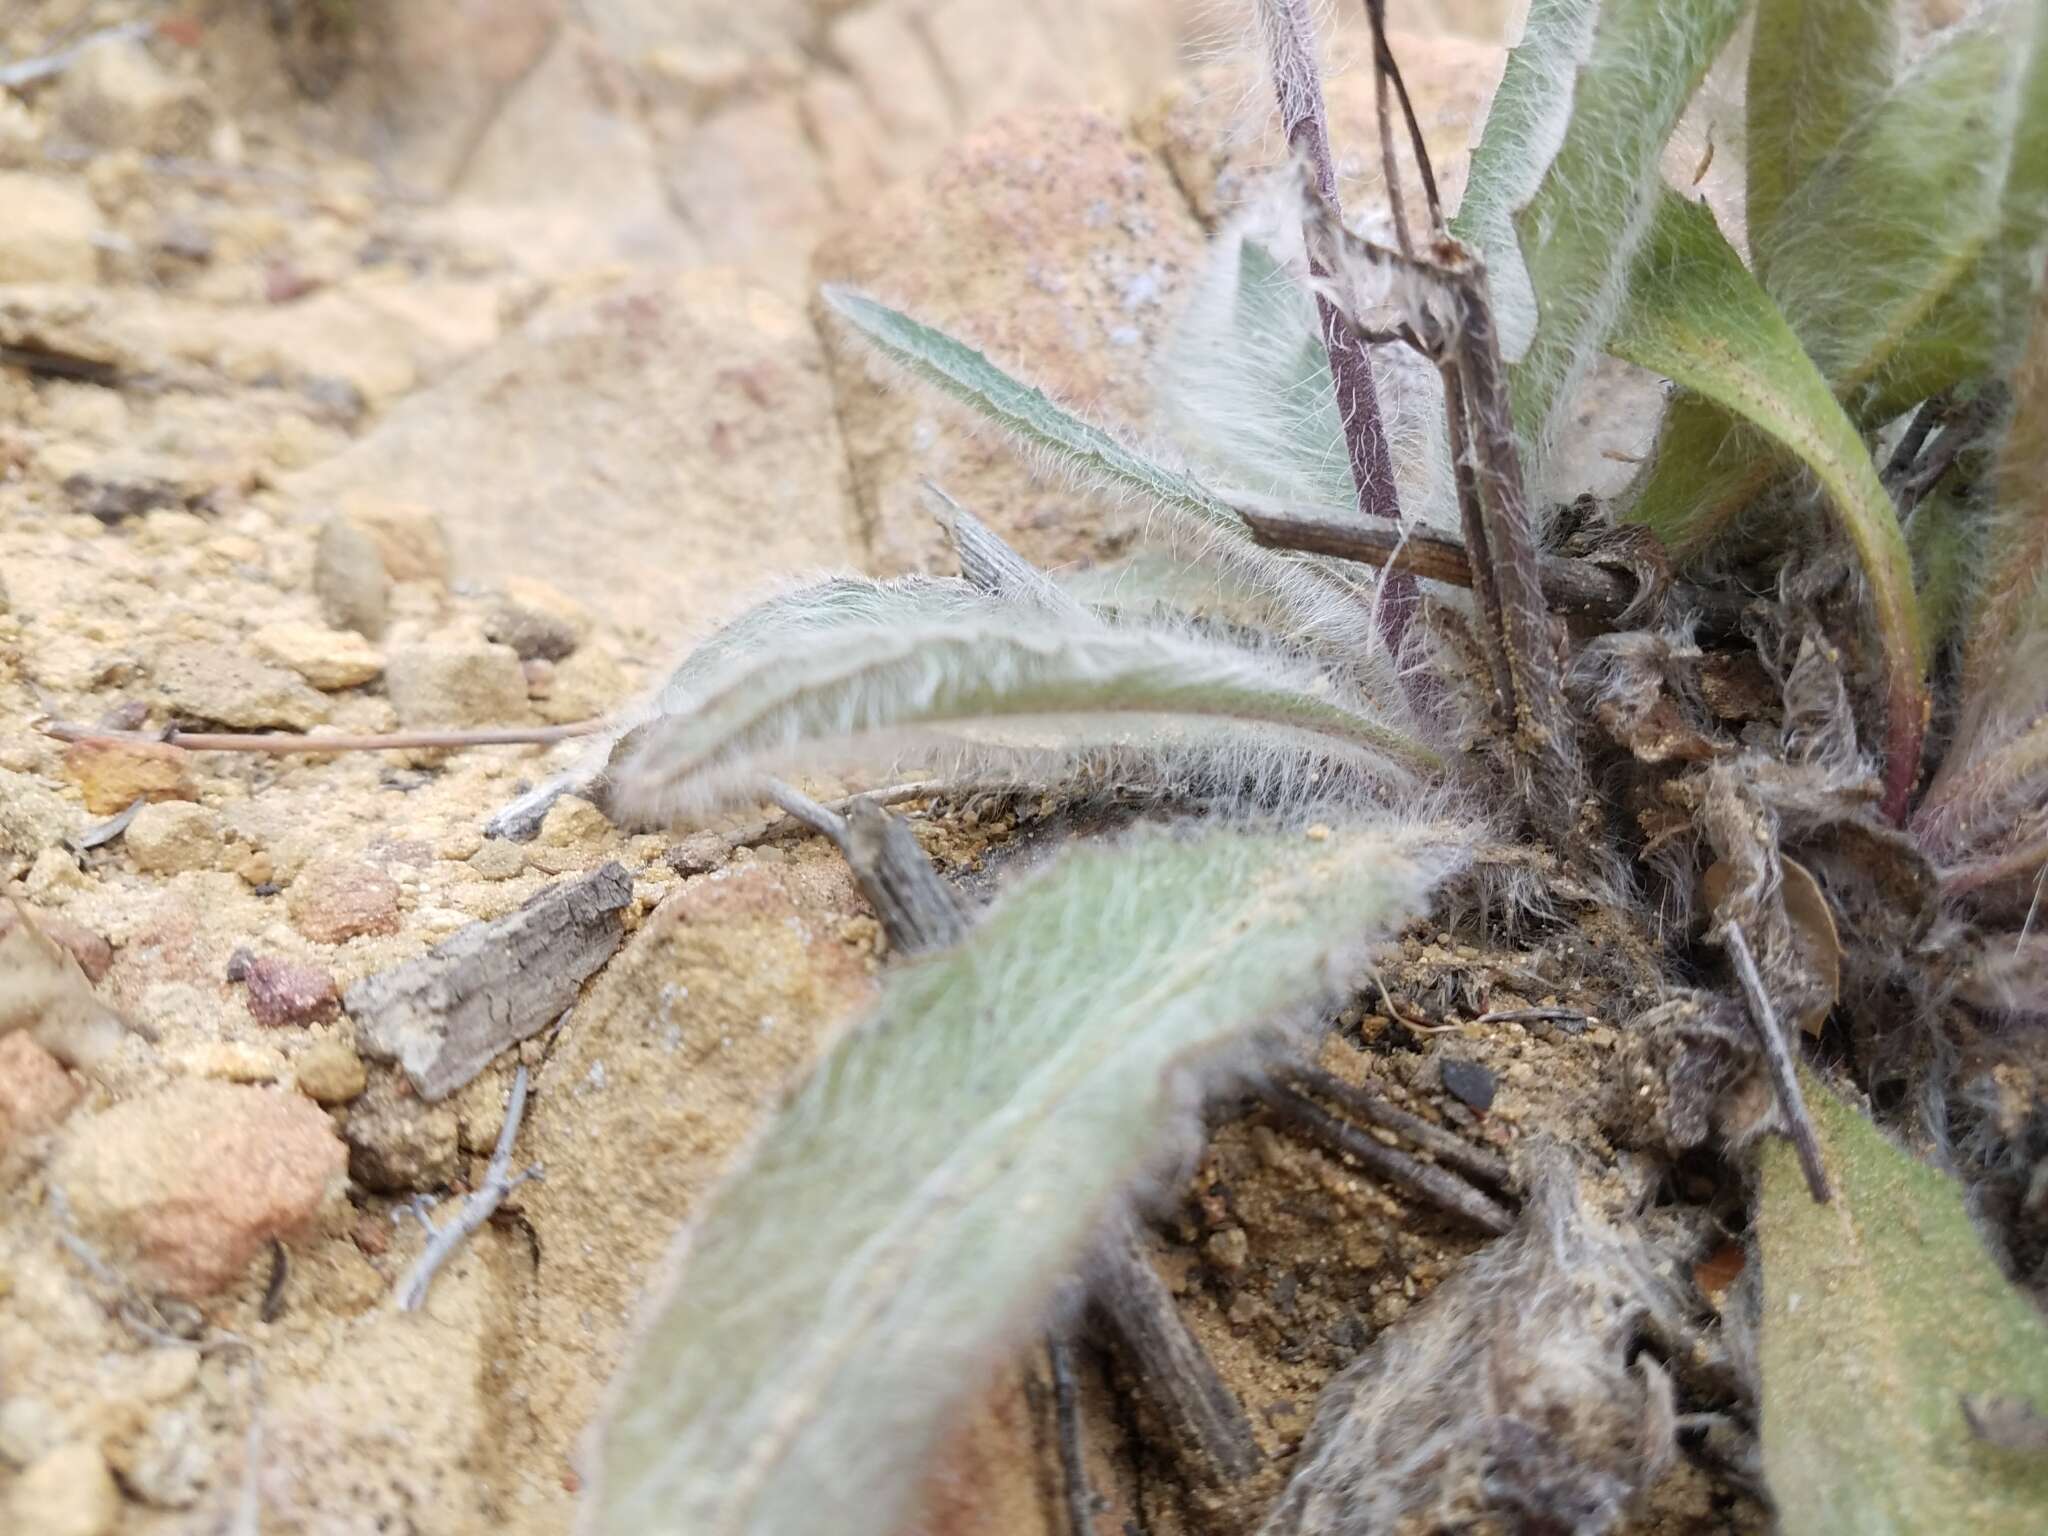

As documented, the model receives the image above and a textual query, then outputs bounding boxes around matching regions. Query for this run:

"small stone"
[0,1395,57,1467]
[61,738,196,814]
[467,839,525,880]
[484,587,583,661]
[1205,1226,1250,1272]
[0,768,80,863]
[153,642,331,731]
[665,831,729,876]
[0,1034,81,1158]
[286,857,401,944]
[538,794,611,848]
[312,516,391,639]
[105,1402,211,1509]
[242,955,340,1026]
[1439,1058,1498,1113]
[535,645,628,724]
[7,1441,119,1536]
[130,1346,202,1404]
[179,1040,287,1084]
[22,846,90,903]
[124,801,225,874]
[0,173,101,283]
[52,1080,347,1298]
[250,621,385,690]
[337,495,451,583]
[236,849,275,886]
[343,1073,459,1192]
[55,36,214,156]
[384,641,532,728]
[295,1038,367,1105]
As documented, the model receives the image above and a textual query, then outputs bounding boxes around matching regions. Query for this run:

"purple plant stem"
[1260,0,1415,648]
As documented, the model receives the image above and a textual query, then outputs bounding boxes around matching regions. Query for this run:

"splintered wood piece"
[1091,1214,1263,1486]
[347,861,632,1101]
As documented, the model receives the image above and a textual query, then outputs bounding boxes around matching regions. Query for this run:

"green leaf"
[1450,0,1601,361]
[1916,290,2048,857]
[589,820,1459,1536]
[822,285,1235,528]
[1757,1072,2048,1534]
[1460,0,1746,459]
[1629,5,2047,544]
[1611,190,1924,812]
[1757,7,2032,418]
[605,577,1440,822]
[1905,483,1980,672]
[1745,0,1900,268]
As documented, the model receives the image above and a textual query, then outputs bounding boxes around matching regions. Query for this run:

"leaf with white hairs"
[605,579,1440,823]
[1456,0,1745,463]
[821,286,1236,528]
[1450,0,1599,363]
[1745,0,1900,265]
[584,819,1463,1536]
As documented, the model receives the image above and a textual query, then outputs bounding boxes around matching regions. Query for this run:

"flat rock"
[251,621,385,691]
[61,738,196,814]
[503,855,875,1475]
[53,1080,348,1298]
[384,641,531,729]
[287,857,402,944]
[124,801,224,875]
[152,642,331,731]
[814,109,1205,576]
[285,268,862,637]
[0,174,101,284]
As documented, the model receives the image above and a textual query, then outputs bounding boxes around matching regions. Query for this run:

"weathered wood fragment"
[346,861,631,1101]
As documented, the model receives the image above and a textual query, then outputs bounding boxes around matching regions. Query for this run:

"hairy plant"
[575,1,2048,1532]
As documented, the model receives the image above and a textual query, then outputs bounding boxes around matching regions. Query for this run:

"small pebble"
[295,1038,367,1106]
[287,857,401,944]
[242,955,340,1027]
[61,738,194,814]
[1439,1057,1497,1113]
[468,839,525,880]
[124,801,224,874]
[7,1440,118,1536]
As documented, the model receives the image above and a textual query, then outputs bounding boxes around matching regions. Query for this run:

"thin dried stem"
[1258,1081,1515,1234]
[1046,1334,1099,1536]
[42,720,602,754]
[1362,0,1447,252]
[1721,923,1831,1204]
[395,1065,543,1310]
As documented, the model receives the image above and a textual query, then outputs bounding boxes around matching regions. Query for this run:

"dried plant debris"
[347,862,632,1101]
[1261,1154,1698,1535]
[1757,1073,2048,1533]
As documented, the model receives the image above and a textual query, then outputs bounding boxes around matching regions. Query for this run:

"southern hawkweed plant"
[566,1,2048,1532]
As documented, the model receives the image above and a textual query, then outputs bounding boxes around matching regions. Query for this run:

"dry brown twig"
[395,1064,542,1311]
